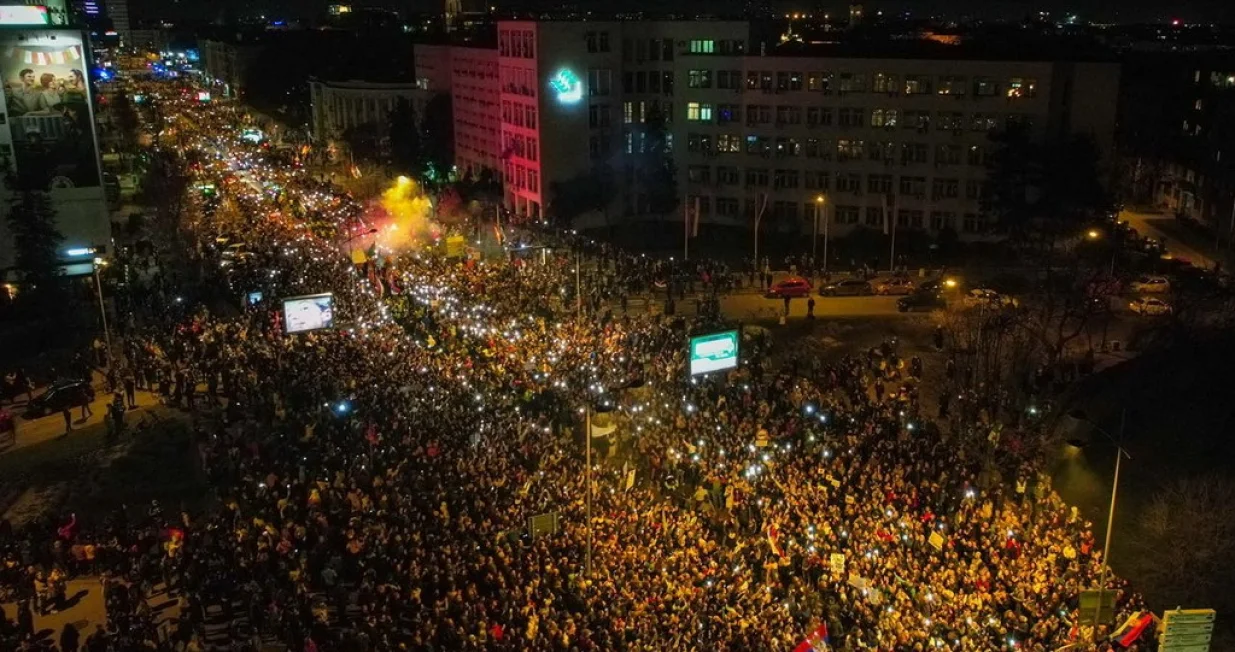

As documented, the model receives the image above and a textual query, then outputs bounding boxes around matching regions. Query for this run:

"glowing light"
[549,68,583,104]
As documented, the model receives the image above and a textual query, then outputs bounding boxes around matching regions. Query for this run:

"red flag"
[794,623,830,652]
[766,524,784,557]
[1111,611,1154,647]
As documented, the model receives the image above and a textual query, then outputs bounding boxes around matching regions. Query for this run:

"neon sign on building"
[549,68,583,104]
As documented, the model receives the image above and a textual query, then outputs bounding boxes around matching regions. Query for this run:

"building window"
[899,176,927,196]
[904,75,932,95]
[775,106,802,125]
[588,69,612,96]
[686,102,713,122]
[938,75,967,95]
[1007,77,1037,99]
[807,72,832,92]
[773,169,800,189]
[528,170,539,193]
[589,104,611,128]
[865,207,885,227]
[867,174,893,194]
[932,178,959,199]
[901,143,929,165]
[930,211,956,231]
[718,134,742,152]
[835,173,861,193]
[716,197,740,216]
[805,171,830,190]
[873,73,897,93]
[870,108,897,128]
[806,107,833,126]
[717,166,740,185]
[967,145,984,166]
[838,73,865,93]
[688,69,712,89]
[717,103,740,124]
[745,135,770,155]
[974,76,999,96]
[937,111,964,131]
[745,168,769,187]
[835,206,860,225]
[965,180,985,200]
[687,165,711,183]
[689,40,715,54]
[837,139,865,161]
[717,70,740,89]
[970,113,998,132]
[935,145,962,165]
[963,213,985,233]
[838,107,865,128]
[904,110,930,131]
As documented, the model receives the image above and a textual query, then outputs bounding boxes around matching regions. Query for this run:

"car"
[766,277,813,298]
[819,279,873,297]
[1129,297,1172,316]
[897,291,947,313]
[873,277,916,295]
[1129,275,1170,294]
[23,379,95,419]
[962,288,1017,308]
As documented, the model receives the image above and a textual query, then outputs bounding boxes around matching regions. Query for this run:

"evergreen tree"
[4,172,65,302]
[387,97,421,176]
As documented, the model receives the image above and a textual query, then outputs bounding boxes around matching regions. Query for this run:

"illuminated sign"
[0,6,50,24]
[689,330,739,376]
[64,247,97,257]
[549,68,582,104]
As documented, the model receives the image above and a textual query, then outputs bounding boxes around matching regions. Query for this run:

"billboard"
[0,29,102,190]
[283,293,335,334]
[689,330,739,376]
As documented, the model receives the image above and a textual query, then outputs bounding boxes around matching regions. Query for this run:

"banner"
[793,623,830,652]
[0,29,101,189]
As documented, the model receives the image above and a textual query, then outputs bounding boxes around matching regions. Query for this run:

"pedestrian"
[782,295,791,316]
[124,373,137,409]
[60,622,80,652]
[63,406,73,435]
[807,297,816,319]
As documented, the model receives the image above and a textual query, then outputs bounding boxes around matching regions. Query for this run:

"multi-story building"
[308,79,421,144]
[200,36,264,97]
[447,46,501,178]
[106,0,129,47]
[452,20,1122,238]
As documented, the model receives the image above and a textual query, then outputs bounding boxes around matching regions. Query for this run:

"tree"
[549,165,615,228]
[4,179,64,305]
[387,97,421,176]
[983,121,1042,245]
[635,103,678,220]
[420,93,454,185]
[1127,476,1235,649]
[341,123,383,165]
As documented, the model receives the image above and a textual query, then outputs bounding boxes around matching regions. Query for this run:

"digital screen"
[245,291,263,306]
[0,29,102,190]
[689,330,739,376]
[283,293,335,334]
[0,7,50,25]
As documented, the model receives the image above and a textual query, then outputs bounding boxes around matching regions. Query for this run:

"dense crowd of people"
[0,79,1152,652]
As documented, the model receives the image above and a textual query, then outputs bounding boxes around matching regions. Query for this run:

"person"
[60,621,80,652]
[39,73,62,111]
[62,405,73,435]
[123,372,137,409]
[782,294,791,316]
[807,297,816,319]
[6,68,45,116]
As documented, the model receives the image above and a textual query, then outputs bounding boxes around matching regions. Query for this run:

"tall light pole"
[1065,408,1130,641]
[93,257,113,368]
[814,194,829,274]
[583,398,615,578]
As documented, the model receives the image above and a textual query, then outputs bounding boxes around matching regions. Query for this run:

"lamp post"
[1065,408,1130,641]
[812,195,827,270]
[93,257,113,368]
[583,397,616,578]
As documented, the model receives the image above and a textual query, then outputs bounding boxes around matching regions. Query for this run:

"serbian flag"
[767,523,785,557]
[793,623,829,652]
[1109,611,1154,647]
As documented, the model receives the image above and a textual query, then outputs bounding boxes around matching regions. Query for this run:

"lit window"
[686,102,712,122]
[689,40,715,54]
[1007,77,1037,99]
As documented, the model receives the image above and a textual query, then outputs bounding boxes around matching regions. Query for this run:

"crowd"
[0,78,1152,652]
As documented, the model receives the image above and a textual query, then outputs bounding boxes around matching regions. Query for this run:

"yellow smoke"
[376,176,436,251]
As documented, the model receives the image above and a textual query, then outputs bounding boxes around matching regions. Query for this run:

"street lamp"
[813,194,828,274]
[1063,408,1130,641]
[583,397,616,578]
[1086,229,1101,240]
[93,257,113,368]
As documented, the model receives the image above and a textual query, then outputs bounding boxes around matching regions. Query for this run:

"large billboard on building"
[0,29,102,190]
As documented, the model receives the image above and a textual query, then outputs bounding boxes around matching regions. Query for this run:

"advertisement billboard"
[689,330,739,376]
[0,29,102,190]
[283,293,335,334]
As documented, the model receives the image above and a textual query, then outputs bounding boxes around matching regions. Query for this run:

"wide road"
[721,292,904,320]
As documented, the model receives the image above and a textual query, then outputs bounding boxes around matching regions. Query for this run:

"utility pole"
[93,258,113,368]
[576,251,582,319]
[585,406,593,577]
[752,193,768,267]
[1092,408,1129,642]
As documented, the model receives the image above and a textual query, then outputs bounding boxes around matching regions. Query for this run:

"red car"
[766,277,813,298]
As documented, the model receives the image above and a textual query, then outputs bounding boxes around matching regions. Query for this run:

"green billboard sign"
[689,330,739,376]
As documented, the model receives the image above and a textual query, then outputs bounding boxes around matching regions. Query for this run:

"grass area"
[0,410,210,525]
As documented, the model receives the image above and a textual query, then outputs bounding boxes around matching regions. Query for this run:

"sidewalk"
[0,372,160,456]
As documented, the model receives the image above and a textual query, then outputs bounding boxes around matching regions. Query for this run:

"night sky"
[135,0,1233,25]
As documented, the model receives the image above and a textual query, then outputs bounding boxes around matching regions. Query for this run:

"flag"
[793,623,830,652]
[766,523,784,557]
[692,196,701,237]
[1109,611,1154,647]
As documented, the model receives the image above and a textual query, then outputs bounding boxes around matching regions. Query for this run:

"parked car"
[819,279,873,297]
[1129,297,1172,316]
[897,292,947,313]
[1128,275,1170,294]
[873,277,916,295]
[766,277,813,298]
[23,379,95,419]
[962,288,1018,308]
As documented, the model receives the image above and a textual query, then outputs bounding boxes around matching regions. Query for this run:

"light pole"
[583,397,615,578]
[1085,229,1115,276]
[93,257,113,368]
[1065,408,1130,641]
